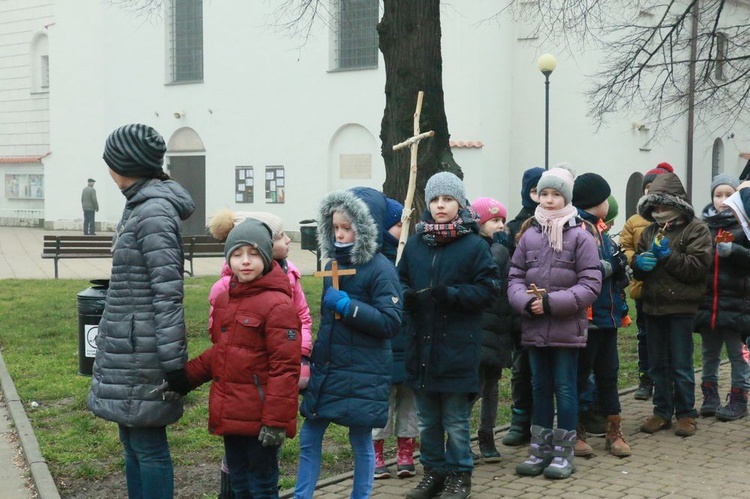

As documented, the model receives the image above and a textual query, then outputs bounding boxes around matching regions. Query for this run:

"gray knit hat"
[711,172,740,196]
[224,219,273,273]
[536,166,576,205]
[424,172,466,207]
[103,124,167,178]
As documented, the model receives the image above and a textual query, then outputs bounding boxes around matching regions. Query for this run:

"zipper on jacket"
[253,374,265,402]
[711,229,722,329]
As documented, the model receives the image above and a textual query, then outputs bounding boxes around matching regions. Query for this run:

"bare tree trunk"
[378,0,461,217]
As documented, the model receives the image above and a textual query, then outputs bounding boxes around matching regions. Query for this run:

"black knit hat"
[103,124,167,178]
[573,172,612,210]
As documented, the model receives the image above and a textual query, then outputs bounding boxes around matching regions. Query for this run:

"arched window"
[712,138,724,178]
[30,33,49,93]
[625,172,644,218]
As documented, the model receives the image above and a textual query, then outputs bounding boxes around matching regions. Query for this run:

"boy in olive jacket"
[631,172,712,437]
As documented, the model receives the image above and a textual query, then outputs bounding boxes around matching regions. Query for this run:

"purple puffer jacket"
[508,219,602,348]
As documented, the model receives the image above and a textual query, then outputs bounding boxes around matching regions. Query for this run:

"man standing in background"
[82,178,99,235]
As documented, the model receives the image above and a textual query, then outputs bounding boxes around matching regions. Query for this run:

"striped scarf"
[417,207,479,246]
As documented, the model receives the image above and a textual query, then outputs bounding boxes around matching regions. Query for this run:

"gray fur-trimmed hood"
[317,190,379,265]
[637,172,694,222]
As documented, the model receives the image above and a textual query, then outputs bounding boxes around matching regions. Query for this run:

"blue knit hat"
[521,167,545,208]
[384,197,404,229]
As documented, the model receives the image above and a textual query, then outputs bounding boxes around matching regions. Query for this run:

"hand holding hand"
[529,298,545,315]
[635,252,657,272]
[151,381,182,401]
[717,242,733,258]
[650,236,671,259]
[299,357,311,390]
[164,369,191,396]
[323,287,351,316]
[258,426,286,447]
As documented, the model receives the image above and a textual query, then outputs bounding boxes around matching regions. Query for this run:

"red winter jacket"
[186,261,302,437]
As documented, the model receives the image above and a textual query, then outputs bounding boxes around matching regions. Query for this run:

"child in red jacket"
[179,218,301,497]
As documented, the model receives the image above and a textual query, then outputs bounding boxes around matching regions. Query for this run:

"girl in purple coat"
[508,166,602,480]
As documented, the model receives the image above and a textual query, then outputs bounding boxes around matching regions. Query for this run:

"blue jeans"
[414,391,473,473]
[118,425,173,499]
[646,314,699,420]
[510,341,533,414]
[577,328,621,416]
[528,347,579,431]
[469,364,502,433]
[701,327,750,390]
[223,435,280,499]
[295,418,373,499]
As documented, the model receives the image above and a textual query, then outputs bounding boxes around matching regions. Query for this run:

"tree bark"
[378,0,461,218]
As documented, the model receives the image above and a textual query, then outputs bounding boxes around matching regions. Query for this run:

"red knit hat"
[471,197,508,225]
[642,162,674,191]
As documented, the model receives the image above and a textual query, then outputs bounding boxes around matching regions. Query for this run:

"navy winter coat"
[300,189,402,428]
[398,213,500,393]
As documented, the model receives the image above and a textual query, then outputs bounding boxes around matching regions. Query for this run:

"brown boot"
[605,415,632,457]
[640,414,671,434]
[573,423,593,457]
[674,417,697,437]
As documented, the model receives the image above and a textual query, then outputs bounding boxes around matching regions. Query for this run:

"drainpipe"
[686,0,699,199]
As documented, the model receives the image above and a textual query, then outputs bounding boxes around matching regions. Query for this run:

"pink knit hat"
[471,197,508,225]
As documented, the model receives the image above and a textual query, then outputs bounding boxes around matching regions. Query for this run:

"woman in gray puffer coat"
[87,124,195,499]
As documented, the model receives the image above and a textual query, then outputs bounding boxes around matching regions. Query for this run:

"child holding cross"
[295,188,403,499]
[508,166,601,480]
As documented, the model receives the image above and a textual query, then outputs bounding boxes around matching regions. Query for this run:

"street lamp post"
[537,53,557,170]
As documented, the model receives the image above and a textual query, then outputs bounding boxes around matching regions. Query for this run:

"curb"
[0,350,61,499]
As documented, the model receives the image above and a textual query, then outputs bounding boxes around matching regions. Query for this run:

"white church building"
[1,0,749,236]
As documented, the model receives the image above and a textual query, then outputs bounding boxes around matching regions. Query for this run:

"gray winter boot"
[633,373,653,400]
[716,388,748,421]
[543,428,577,479]
[502,408,531,446]
[515,425,552,476]
[699,381,721,417]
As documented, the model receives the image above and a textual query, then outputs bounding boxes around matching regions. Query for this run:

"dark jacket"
[508,218,602,348]
[186,262,301,438]
[398,210,500,393]
[632,173,712,315]
[300,190,402,428]
[88,179,195,427]
[479,236,513,369]
[507,206,535,255]
[578,210,628,330]
[694,204,750,335]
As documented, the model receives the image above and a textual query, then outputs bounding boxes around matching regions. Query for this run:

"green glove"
[258,425,286,447]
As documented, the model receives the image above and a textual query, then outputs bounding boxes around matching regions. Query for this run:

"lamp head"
[537,53,557,76]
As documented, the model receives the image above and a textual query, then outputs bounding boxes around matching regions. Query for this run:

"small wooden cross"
[526,283,547,300]
[314,260,357,319]
[392,90,435,265]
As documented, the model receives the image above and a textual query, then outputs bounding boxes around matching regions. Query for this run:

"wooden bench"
[42,234,225,278]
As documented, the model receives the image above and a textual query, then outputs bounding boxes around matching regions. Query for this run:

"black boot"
[699,381,720,417]
[405,468,445,499]
[440,471,471,499]
[716,388,748,421]
[634,373,653,400]
[477,429,501,463]
[502,407,531,446]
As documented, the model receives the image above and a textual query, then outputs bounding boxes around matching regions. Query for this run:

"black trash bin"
[77,279,109,376]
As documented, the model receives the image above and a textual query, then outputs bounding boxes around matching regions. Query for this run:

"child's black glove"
[403,290,418,311]
[165,369,191,396]
[431,285,454,306]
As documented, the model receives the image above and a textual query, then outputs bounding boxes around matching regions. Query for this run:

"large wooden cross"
[314,260,356,319]
[526,283,547,300]
[392,90,435,265]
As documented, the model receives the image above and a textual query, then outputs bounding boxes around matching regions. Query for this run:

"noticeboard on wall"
[5,173,44,200]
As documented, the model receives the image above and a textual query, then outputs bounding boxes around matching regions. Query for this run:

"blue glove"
[635,252,657,272]
[650,236,671,259]
[717,242,733,258]
[323,287,351,316]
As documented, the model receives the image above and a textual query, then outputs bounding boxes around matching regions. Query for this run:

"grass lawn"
[0,276,704,496]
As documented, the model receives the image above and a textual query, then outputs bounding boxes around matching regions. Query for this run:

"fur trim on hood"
[317,190,379,265]
[637,172,694,222]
